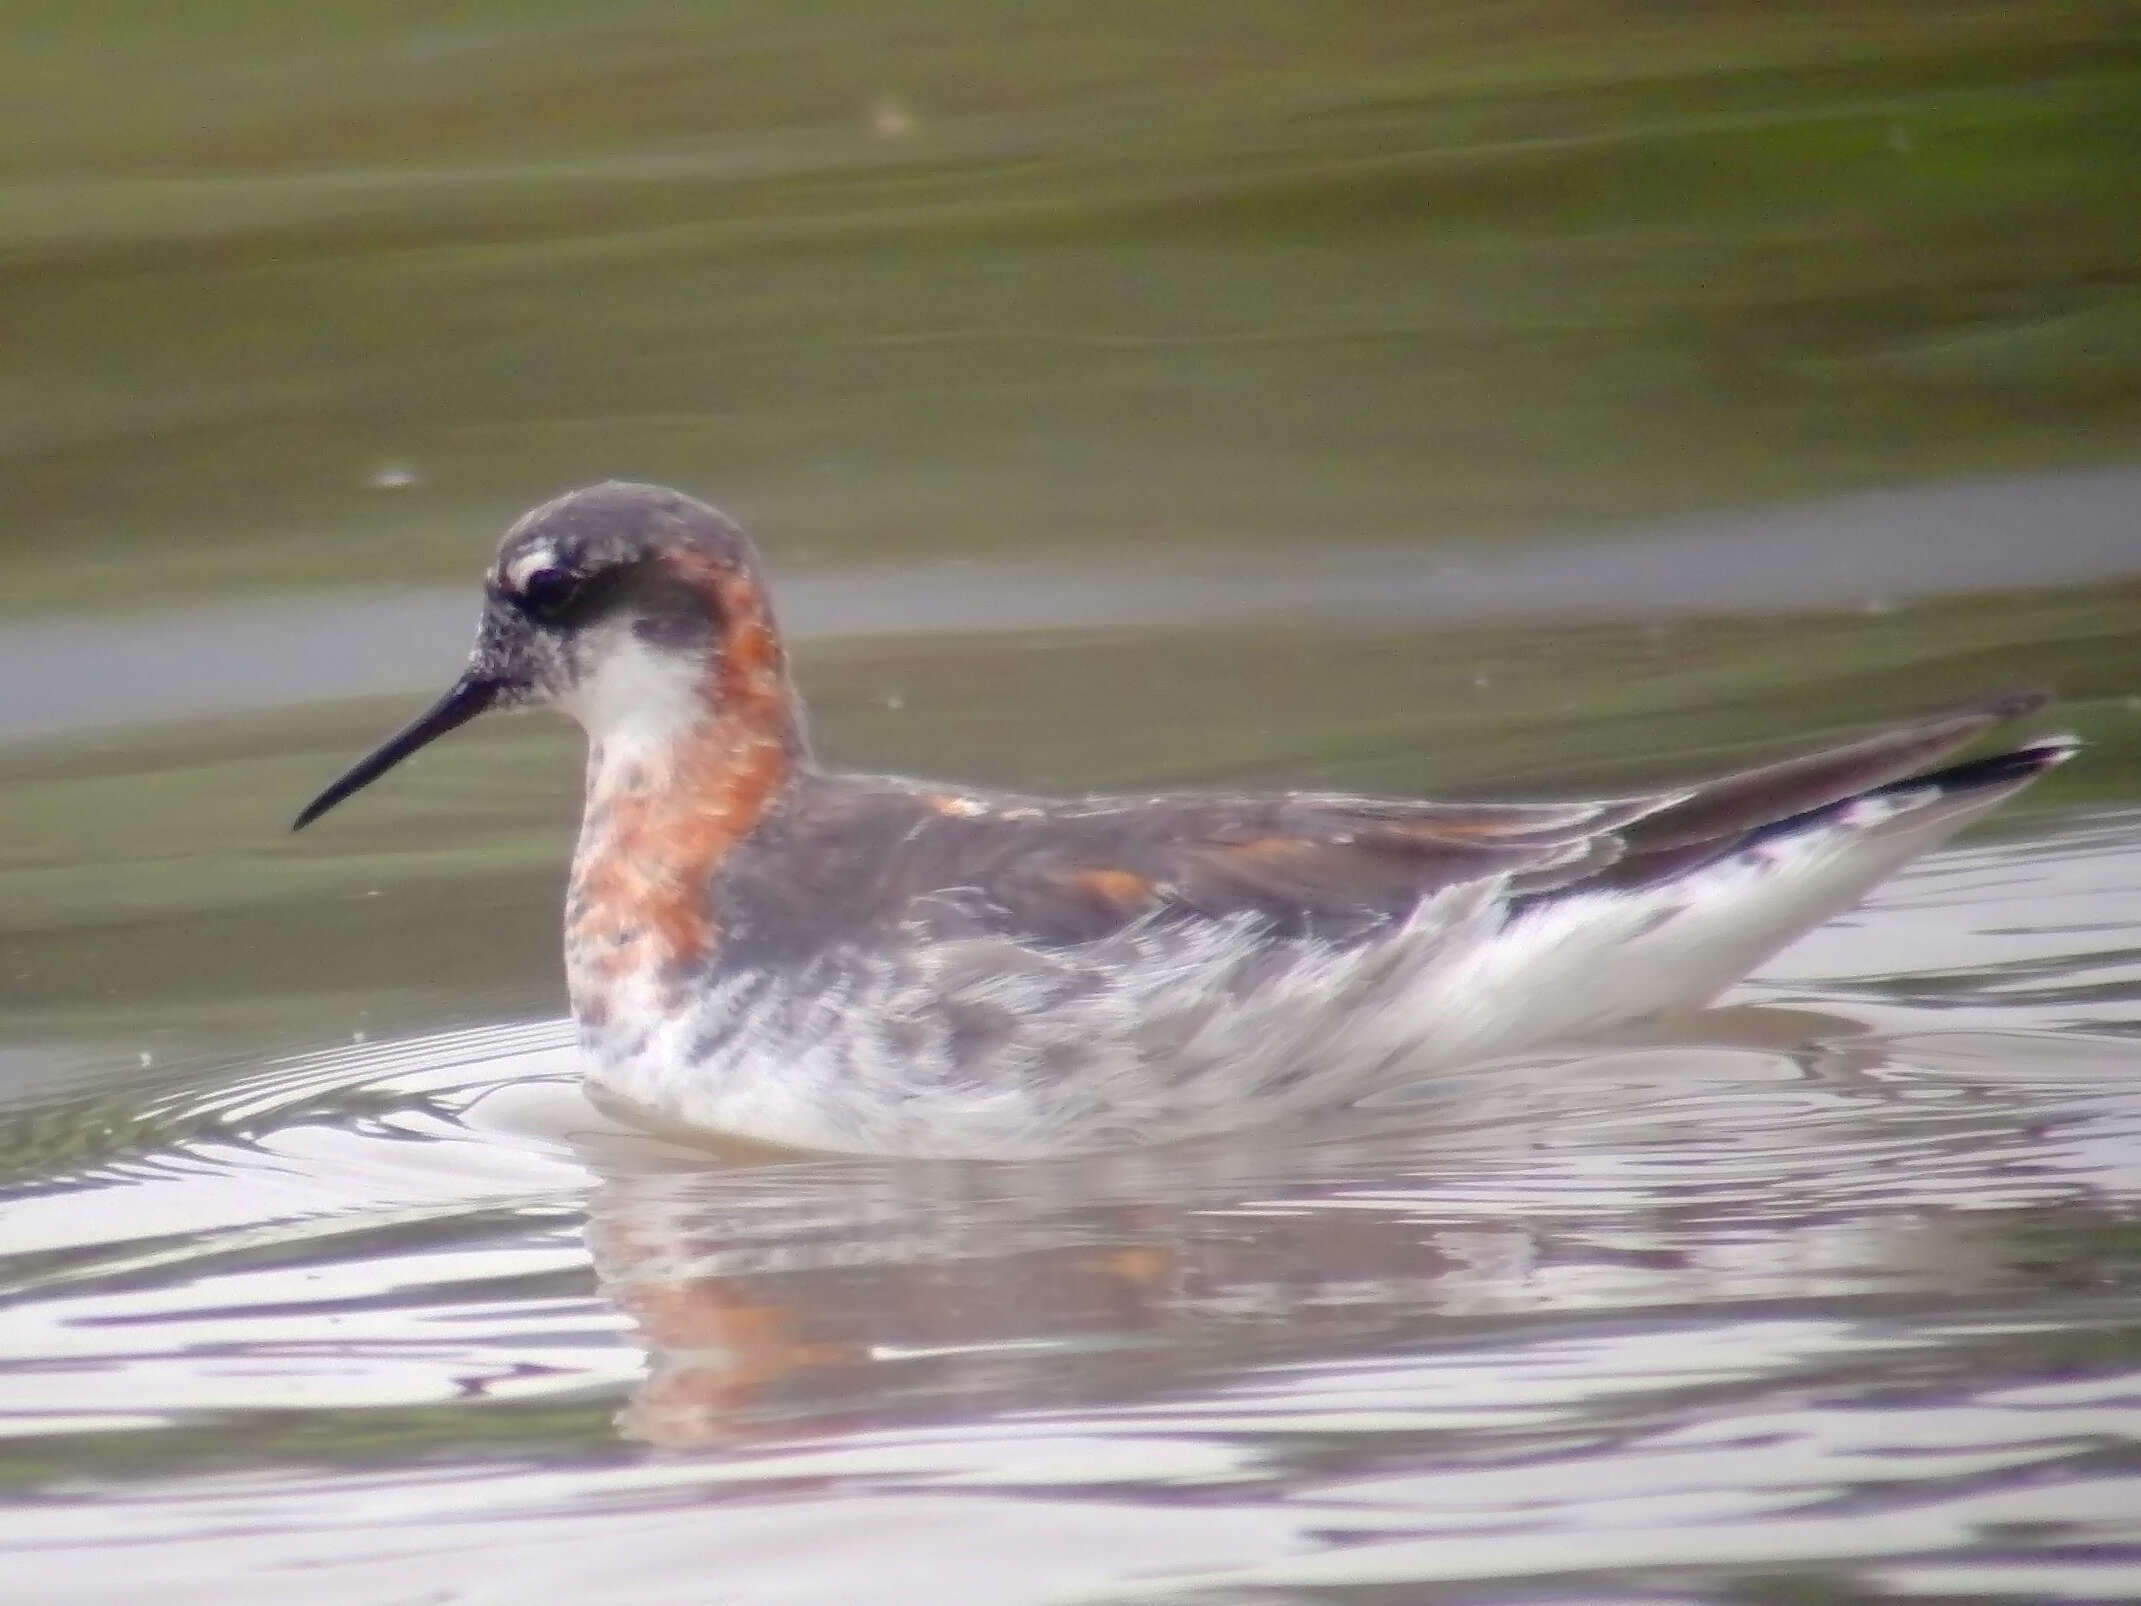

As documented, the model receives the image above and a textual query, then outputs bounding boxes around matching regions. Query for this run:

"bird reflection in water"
[583,1130,1497,1450]
[559,1003,2119,1451]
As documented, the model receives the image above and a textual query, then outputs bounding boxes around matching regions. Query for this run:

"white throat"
[559,633,709,780]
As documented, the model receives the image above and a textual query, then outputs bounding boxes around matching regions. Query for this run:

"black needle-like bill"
[292,672,504,830]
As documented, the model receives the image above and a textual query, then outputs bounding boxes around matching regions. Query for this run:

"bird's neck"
[564,607,805,1019]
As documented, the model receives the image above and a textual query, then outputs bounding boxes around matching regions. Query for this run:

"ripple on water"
[1,813,2139,1601]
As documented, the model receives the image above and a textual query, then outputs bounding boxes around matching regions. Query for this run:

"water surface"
[7,811,2141,1603]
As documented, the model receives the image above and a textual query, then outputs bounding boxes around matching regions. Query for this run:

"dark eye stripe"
[520,566,581,620]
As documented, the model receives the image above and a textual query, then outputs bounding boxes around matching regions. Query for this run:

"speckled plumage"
[295,482,2075,1157]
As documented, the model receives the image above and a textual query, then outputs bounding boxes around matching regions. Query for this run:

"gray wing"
[725,693,2050,957]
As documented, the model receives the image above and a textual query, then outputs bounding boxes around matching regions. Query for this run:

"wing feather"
[1618,692,2044,852]
[746,692,2049,958]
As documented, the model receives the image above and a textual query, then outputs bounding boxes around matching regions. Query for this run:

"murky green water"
[5,6,2141,1601]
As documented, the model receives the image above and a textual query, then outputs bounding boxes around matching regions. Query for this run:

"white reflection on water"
[1,812,2139,1601]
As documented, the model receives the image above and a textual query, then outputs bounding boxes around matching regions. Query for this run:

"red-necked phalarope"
[294,482,2075,1157]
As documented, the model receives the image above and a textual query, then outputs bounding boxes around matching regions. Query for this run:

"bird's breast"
[563,733,794,1024]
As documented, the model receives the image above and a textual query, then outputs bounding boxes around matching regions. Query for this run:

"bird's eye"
[520,566,581,620]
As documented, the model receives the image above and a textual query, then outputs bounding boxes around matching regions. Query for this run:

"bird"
[293,481,2076,1158]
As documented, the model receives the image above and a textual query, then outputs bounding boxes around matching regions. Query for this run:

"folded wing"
[984,692,2052,946]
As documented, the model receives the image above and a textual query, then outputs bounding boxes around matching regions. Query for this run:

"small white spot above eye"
[506,545,559,592]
